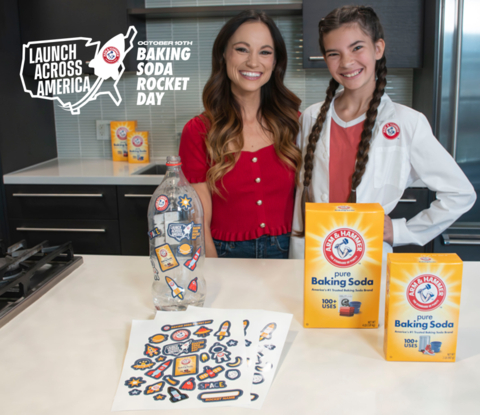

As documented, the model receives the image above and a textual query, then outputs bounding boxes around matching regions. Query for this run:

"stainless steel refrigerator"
[432,0,480,259]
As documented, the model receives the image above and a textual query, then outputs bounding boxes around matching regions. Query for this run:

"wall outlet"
[96,120,112,140]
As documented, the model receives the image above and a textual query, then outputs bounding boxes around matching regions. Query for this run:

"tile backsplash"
[54,6,413,159]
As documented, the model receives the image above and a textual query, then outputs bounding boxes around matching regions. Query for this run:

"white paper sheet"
[112,309,250,411]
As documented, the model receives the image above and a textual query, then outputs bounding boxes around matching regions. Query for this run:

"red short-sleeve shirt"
[179,116,296,241]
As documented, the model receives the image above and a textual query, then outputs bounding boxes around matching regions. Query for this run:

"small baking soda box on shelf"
[110,121,137,161]
[127,131,149,163]
[384,253,462,362]
[304,203,384,328]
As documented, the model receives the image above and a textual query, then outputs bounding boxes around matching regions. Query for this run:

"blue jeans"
[213,234,291,259]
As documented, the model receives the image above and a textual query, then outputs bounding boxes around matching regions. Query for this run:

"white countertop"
[0,256,478,415]
[3,158,167,185]
[3,157,428,187]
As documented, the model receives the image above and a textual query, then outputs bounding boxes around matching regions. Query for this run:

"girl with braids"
[290,5,475,259]
[179,11,302,258]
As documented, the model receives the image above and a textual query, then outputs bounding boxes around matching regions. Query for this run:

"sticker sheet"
[112,308,251,411]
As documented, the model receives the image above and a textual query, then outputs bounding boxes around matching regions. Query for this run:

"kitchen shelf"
[128,4,302,19]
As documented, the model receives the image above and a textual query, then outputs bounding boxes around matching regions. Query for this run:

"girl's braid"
[298,77,339,236]
[347,55,387,203]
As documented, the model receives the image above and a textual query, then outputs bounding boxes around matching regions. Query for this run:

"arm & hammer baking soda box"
[384,253,462,362]
[127,131,150,164]
[110,121,137,161]
[304,203,384,328]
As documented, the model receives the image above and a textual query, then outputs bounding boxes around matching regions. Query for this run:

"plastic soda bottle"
[147,155,206,311]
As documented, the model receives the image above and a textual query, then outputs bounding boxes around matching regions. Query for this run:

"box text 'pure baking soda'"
[304,203,384,328]
[384,253,462,362]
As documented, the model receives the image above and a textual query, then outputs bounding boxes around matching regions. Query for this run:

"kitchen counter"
[3,158,167,185]
[3,157,428,187]
[0,256,478,415]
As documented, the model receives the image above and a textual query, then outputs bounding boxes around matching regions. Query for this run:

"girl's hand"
[384,215,394,246]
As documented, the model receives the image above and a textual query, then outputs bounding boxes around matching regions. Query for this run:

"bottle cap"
[166,155,182,167]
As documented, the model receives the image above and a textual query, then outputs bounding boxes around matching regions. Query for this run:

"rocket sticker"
[214,321,231,341]
[167,387,189,403]
[144,344,161,358]
[165,276,184,300]
[145,360,172,379]
[188,277,198,292]
[259,322,277,341]
[144,381,165,395]
[185,247,201,271]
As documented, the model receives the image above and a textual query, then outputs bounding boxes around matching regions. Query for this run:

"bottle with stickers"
[147,155,206,311]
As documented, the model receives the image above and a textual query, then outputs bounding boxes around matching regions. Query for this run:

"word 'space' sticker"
[198,381,227,390]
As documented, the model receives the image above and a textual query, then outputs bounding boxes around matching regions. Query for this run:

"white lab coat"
[289,93,476,259]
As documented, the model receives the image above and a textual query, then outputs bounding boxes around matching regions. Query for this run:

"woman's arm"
[192,182,217,258]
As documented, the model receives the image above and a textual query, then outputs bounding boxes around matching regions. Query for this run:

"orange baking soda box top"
[384,253,462,362]
[110,120,137,161]
[304,203,384,328]
[127,131,150,164]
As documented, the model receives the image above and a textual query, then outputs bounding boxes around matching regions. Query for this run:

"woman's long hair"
[202,10,302,194]
[299,5,387,235]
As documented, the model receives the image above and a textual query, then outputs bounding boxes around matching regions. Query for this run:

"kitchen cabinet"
[5,184,121,255]
[117,185,157,256]
[302,0,424,69]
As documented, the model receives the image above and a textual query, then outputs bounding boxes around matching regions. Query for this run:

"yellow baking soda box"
[110,121,137,161]
[127,131,149,163]
[304,203,384,328]
[384,253,462,362]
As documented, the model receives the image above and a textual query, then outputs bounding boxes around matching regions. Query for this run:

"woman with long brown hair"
[179,10,301,258]
[289,5,475,258]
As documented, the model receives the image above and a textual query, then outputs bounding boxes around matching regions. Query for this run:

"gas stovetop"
[0,239,83,328]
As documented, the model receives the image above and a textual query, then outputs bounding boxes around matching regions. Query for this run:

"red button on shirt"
[179,116,295,241]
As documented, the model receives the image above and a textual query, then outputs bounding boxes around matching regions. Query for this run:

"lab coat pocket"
[373,146,410,189]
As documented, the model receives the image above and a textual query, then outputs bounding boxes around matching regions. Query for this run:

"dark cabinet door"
[9,219,121,255]
[433,228,480,261]
[117,185,157,256]
[390,187,433,253]
[303,0,424,69]
[6,185,118,220]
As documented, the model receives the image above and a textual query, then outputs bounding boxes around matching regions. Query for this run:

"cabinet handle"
[12,193,103,198]
[442,233,480,246]
[124,194,153,198]
[309,56,325,61]
[399,199,417,203]
[16,227,106,233]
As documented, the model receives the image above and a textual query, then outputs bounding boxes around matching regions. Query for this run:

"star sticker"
[129,389,141,396]
[125,377,146,388]
[178,194,192,211]
[226,340,238,347]
[245,340,252,347]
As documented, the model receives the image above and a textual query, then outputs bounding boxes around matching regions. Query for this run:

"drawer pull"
[399,199,417,203]
[16,227,106,233]
[124,194,153,198]
[309,56,325,61]
[12,193,103,198]
[442,233,480,246]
